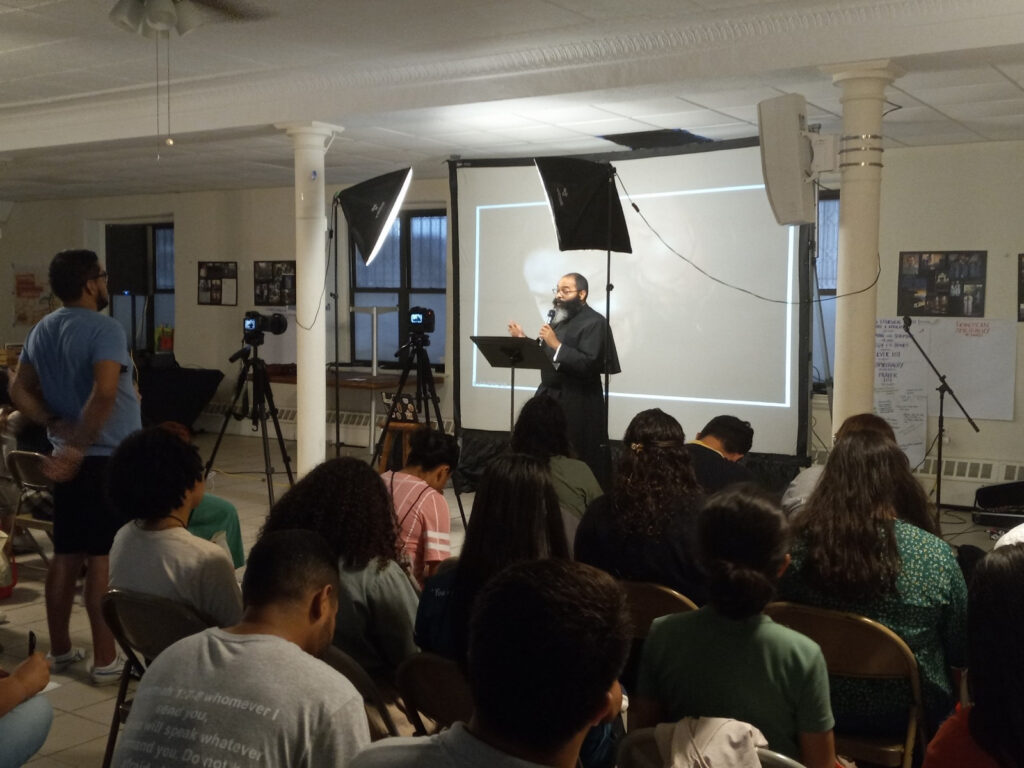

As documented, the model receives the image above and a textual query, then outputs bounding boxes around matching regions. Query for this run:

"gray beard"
[551,306,570,326]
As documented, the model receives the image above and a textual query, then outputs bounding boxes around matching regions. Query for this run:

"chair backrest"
[102,588,211,666]
[6,450,52,492]
[621,581,698,637]
[396,651,473,735]
[321,646,399,739]
[765,601,926,768]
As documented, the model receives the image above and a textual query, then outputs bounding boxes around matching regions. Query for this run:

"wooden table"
[267,368,440,450]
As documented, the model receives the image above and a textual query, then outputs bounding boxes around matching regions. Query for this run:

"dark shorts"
[52,456,123,556]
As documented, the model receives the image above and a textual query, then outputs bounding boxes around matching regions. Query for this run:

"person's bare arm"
[9,362,54,426]
[71,360,121,448]
[799,730,838,768]
[626,696,664,731]
[0,653,49,718]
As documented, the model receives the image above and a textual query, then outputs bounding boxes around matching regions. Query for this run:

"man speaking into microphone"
[508,272,619,487]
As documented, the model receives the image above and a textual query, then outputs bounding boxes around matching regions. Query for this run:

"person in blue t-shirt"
[11,249,141,686]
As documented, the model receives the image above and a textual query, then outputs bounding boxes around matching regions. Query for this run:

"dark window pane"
[354,220,401,288]
[410,216,446,289]
[154,227,175,290]
[353,292,399,362]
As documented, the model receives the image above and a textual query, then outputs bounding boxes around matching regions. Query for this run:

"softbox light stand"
[535,157,632,482]
[328,168,413,456]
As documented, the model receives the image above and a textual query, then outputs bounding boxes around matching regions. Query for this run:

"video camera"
[243,311,287,346]
[409,306,435,335]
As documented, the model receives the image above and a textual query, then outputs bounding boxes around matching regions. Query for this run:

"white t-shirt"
[109,523,243,627]
[351,721,551,768]
[112,628,370,768]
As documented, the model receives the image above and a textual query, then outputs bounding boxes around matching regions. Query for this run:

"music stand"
[471,336,554,433]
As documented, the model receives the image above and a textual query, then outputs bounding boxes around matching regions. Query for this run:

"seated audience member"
[575,408,707,603]
[779,431,965,735]
[511,394,603,551]
[353,559,630,768]
[158,421,245,567]
[631,486,838,768]
[924,543,1024,768]
[0,652,53,766]
[781,413,933,525]
[381,427,460,588]
[107,427,242,627]
[261,457,418,683]
[111,529,370,767]
[684,414,755,492]
[415,452,568,663]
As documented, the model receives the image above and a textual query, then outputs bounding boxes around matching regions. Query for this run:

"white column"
[826,60,901,438]
[276,121,343,476]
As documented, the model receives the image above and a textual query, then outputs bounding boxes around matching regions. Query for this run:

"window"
[106,222,175,356]
[811,193,838,385]
[349,209,447,370]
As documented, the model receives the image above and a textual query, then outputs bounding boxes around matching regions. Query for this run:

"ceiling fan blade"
[190,0,274,21]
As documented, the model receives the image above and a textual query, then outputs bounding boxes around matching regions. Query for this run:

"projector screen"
[453,143,810,456]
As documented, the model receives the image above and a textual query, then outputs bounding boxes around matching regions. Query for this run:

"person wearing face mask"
[508,272,619,487]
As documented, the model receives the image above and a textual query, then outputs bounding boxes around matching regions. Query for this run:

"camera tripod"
[371,333,444,469]
[205,339,295,508]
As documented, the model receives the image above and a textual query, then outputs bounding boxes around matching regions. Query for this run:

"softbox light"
[535,157,632,253]
[337,168,413,266]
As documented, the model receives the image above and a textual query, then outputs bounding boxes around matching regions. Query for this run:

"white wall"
[0,177,452,418]
[878,140,1024,468]
[4,142,1024,471]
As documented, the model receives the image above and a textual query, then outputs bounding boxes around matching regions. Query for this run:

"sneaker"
[46,646,86,672]
[90,654,126,686]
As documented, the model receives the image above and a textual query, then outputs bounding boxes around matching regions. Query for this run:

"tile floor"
[0,431,997,766]
[2,432,468,767]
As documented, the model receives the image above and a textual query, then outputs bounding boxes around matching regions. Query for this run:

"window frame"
[347,208,447,372]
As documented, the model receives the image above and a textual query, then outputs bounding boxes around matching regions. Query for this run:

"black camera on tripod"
[409,306,435,334]
[243,311,287,346]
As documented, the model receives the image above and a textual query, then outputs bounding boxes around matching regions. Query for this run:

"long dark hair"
[791,431,912,601]
[699,485,789,619]
[612,409,699,535]
[968,544,1024,768]
[511,394,572,460]
[260,457,399,571]
[450,453,568,659]
[834,413,936,535]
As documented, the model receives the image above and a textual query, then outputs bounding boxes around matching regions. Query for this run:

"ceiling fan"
[109,0,272,36]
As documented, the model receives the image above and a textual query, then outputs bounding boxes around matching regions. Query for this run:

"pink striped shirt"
[382,470,451,588]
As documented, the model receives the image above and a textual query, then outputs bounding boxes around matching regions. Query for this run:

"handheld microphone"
[903,315,912,330]
[539,309,556,347]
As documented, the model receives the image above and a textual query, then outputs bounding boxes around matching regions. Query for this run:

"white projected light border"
[455,145,807,455]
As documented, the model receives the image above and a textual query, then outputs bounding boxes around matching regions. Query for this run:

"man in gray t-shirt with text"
[112,530,370,767]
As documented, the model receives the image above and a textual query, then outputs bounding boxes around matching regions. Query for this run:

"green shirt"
[778,519,967,725]
[636,607,834,760]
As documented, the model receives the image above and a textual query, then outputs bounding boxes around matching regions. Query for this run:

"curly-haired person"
[108,427,242,627]
[261,457,418,685]
[575,408,707,604]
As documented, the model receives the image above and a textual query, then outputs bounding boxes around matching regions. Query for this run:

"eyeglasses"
[92,271,109,281]
[551,287,578,297]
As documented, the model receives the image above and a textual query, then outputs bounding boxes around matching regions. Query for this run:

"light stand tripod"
[205,334,295,508]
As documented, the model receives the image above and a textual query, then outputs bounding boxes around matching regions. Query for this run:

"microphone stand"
[901,316,980,533]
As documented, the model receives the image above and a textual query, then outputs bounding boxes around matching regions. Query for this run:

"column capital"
[822,59,903,87]
[274,121,344,145]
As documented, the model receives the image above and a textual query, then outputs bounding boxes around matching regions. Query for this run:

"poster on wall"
[896,250,986,318]
[197,261,238,306]
[11,263,54,326]
[1018,254,1024,322]
[254,260,296,306]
